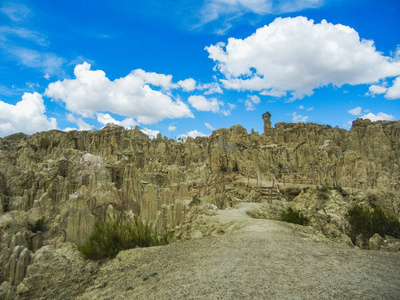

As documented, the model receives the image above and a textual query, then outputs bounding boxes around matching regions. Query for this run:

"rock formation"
[0,117,399,298]
[262,111,271,133]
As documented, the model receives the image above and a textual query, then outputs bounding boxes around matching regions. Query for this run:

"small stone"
[369,233,384,251]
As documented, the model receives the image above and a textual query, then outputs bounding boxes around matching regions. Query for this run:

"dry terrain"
[77,203,400,300]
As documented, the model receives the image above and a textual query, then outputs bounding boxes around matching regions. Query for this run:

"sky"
[0,0,399,139]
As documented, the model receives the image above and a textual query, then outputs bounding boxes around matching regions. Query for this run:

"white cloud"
[385,77,400,99]
[0,3,31,22]
[178,78,196,92]
[307,107,314,111]
[7,47,65,76]
[188,95,223,113]
[366,84,388,97]
[132,69,174,89]
[244,95,260,111]
[206,17,400,99]
[96,113,138,128]
[205,122,215,130]
[178,130,208,140]
[141,128,160,139]
[45,62,194,124]
[348,106,362,116]
[298,105,304,110]
[168,125,176,131]
[198,0,323,33]
[198,82,223,94]
[361,112,394,122]
[66,113,93,131]
[0,92,57,137]
[0,26,48,46]
[291,112,308,123]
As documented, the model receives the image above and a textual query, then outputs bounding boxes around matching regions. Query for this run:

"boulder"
[369,233,384,251]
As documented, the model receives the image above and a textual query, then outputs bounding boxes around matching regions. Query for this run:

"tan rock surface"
[0,119,400,297]
[77,203,400,300]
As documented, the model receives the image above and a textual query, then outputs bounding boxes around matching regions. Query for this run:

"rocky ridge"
[0,117,399,298]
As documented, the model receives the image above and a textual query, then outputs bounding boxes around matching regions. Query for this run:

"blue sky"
[0,0,399,138]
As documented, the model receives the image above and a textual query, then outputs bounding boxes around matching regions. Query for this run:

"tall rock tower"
[262,112,271,134]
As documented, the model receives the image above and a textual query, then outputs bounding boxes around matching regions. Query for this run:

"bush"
[347,205,400,243]
[218,164,228,172]
[190,195,201,207]
[332,183,348,197]
[281,207,310,226]
[317,184,331,200]
[79,219,170,260]
[28,218,46,233]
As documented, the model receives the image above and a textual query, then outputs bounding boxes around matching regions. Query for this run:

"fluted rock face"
[0,120,399,290]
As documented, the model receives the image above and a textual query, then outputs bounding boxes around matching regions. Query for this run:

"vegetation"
[190,195,201,207]
[280,207,310,226]
[28,218,46,233]
[317,183,347,199]
[218,164,228,172]
[332,183,348,197]
[79,218,170,260]
[316,183,330,200]
[347,205,400,243]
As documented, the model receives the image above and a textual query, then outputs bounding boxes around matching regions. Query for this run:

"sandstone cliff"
[0,118,399,298]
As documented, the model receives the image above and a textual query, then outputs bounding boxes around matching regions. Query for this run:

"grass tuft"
[347,205,400,243]
[79,218,170,260]
[28,218,46,233]
[281,207,310,226]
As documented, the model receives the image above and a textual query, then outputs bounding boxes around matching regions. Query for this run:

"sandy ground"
[77,203,400,300]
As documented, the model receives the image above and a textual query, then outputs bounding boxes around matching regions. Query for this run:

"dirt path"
[78,203,400,299]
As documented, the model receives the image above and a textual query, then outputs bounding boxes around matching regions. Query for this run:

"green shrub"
[317,184,331,200]
[79,219,170,260]
[347,205,400,243]
[281,207,310,226]
[218,164,228,172]
[317,191,329,200]
[28,218,46,233]
[190,195,201,207]
[317,184,332,193]
[332,183,348,197]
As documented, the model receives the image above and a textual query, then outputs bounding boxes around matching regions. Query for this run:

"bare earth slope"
[77,203,400,300]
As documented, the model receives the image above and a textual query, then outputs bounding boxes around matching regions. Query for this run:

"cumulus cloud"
[45,62,194,124]
[96,113,138,128]
[188,95,234,116]
[132,69,174,89]
[361,112,394,122]
[178,130,208,140]
[369,85,387,95]
[178,78,196,92]
[168,125,176,131]
[198,82,223,94]
[206,17,400,99]
[66,113,93,131]
[0,92,57,137]
[244,95,260,111]
[188,95,223,113]
[291,112,308,123]
[141,128,160,139]
[348,107,362,116]
[385,77,400,99]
